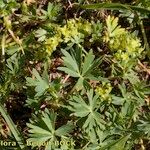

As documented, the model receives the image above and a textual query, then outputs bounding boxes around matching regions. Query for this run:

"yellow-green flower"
[96,82,112,101]
[121,52,129,61]
[59,18,92,43]
[77,19,92,34]
[104,16,143,65]
[83,23,92,33]
[104,15,125,43]
[59,19,81,43]
[45,35,62,55]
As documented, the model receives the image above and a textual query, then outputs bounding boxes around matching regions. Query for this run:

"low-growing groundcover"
[0,0,150,150]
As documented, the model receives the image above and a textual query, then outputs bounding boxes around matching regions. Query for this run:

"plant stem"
[138,17,150,58]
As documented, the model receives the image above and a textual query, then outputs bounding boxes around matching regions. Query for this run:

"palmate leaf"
[58,48,102,90]
[68,95,90,117]
[26,69,49,97]
[67,89,106,130]
[40,2,62,20]
[27,109,74,148]
[47,2,62,20]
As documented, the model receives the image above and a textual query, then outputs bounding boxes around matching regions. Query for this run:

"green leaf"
[70,46,82,71]
[27,123,52,135]
[82,50,95,75]
[26,69,49,97]
[75,77,84,91]
[62,49,79,72]
[58,67,80,77]
[55,122,74,136]
[112,95,125,105]
[41,112,55,133]
[0,103,26,149]
[80,3,150,14]
[27,109,74,149]
[47,2,62,20]
[67,89,105,131]
[58,49,101,91]
[69,95,90,117]
[109,134,130,150]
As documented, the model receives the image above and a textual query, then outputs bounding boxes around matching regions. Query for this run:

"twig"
[138,60,150,75]
[68,0,73,8]
[1,34,5,63]
[82,141,90,150]
[62,74,70,84]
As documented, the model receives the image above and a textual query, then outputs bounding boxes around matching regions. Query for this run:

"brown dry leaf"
[138,60,150,75]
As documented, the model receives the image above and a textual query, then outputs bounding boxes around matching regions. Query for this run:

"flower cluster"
[45,34,62,55]
[104,16,143,65]
[95,82,112,101]
[45,18,92,55]
[59,19,83,43]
